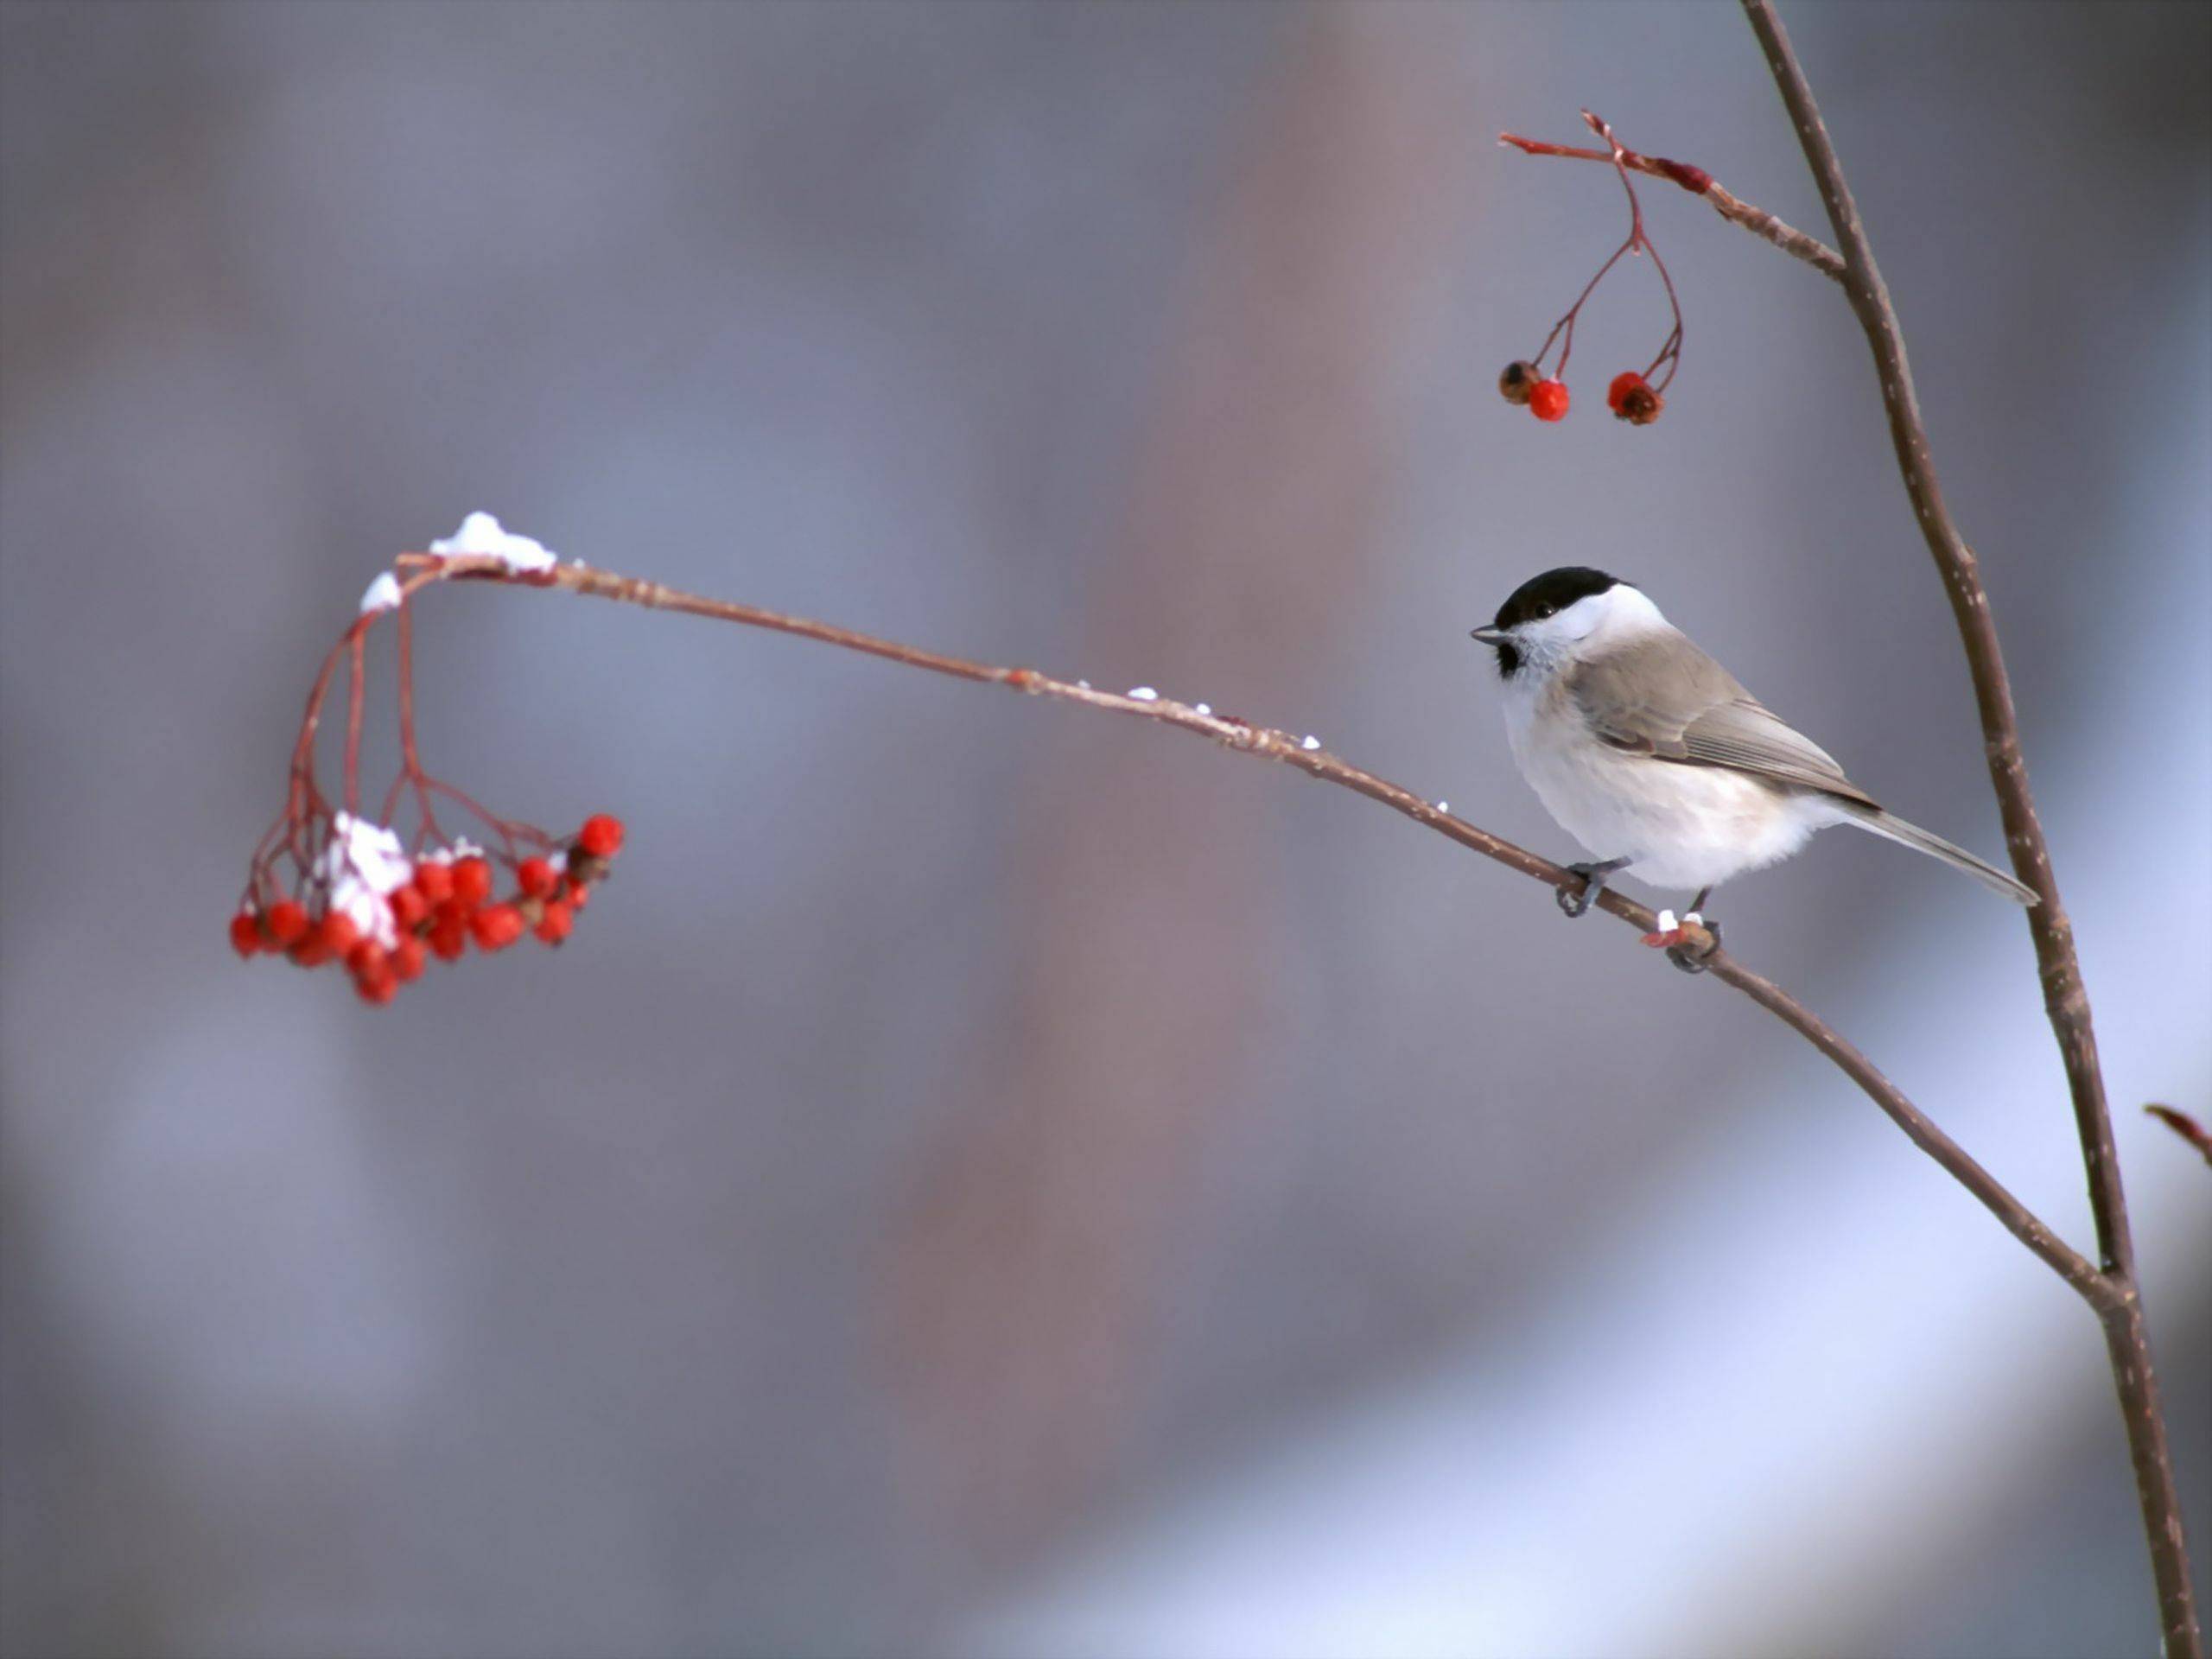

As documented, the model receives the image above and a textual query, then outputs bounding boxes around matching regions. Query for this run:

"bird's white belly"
[1504,693,1825,893]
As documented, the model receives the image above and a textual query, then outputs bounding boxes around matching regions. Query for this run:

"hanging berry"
[1500,111,1682,428]
[534,899,575,945]
[577,814,625,859]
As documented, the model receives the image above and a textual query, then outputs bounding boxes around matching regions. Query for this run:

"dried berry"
[1498,360,1541,407]
[1618,383,1663,425]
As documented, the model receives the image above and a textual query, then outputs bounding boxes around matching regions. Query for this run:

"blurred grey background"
[3,3,2208,1656]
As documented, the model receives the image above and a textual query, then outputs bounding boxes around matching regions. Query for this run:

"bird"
[1470,566,2036,970]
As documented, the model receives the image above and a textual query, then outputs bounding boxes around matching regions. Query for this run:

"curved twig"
[397,548,2108,1307]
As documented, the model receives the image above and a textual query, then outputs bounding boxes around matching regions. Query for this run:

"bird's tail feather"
[1834,802,2037,906]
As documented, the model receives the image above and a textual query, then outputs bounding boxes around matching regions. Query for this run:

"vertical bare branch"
[1738,3,2198,1650]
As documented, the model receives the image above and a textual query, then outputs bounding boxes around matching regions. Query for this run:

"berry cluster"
[232,813,625,1006]
[1497,111,1681,429]
[239,529,635,1011]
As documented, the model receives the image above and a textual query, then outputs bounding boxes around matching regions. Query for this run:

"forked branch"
[1504,19,2195,1645]
[1738,4,2196,1649]
[1499,128,1845,282]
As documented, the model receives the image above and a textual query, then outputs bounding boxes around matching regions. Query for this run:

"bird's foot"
[1556,858,1629,919]
[1642,910,1722,975]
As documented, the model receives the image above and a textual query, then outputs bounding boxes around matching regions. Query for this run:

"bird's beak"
[1469,626,1510,645]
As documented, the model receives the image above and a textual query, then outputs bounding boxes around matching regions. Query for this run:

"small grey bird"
[1471,567,2035,968]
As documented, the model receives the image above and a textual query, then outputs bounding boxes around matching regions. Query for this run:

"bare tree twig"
[1737,3,2197,1649]
[397,549,2109,1307]
[1498,130,1846,282]
[2145,1106,2212,1169]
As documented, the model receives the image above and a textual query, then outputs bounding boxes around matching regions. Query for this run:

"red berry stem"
[1511,109,1686,403]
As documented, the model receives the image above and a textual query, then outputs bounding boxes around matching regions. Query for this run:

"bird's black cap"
[1489,566,1624,632]
[1471,568,1628,677]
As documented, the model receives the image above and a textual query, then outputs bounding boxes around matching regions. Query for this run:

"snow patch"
[359,572,403,615]
[429,511,557,575]
[320,813,416,948]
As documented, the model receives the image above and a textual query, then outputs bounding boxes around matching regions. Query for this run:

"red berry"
[428,915,468,962]
[1607,371,1644,414]
[230,911,264,958]
[412,861,454,905]
[346,940,389,982]
[264,899,309,946]
[452,856,493,906]
[576,814,624,859]
[565,877,590,911]
[534,899,574,944]
[517,856,558,898]
[356,971,398,1006]
[1529,379,1570,422]
[469,902,524,952]
[390,885,429,931]
[316,912,361,958]
[391,937,428,982]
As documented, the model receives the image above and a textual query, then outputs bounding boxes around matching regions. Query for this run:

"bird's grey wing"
[1569,635,1878,807]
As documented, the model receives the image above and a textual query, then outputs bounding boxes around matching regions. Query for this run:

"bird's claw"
[1556,862,1611,918]
[1641,910,1721,974]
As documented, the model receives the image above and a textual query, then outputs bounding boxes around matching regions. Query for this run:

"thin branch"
[2145,1105,2212,1169]
[1499,130,1846,283]
[396,548,2109,1306]
[1522,111,1685,392]
[1738,3,2197,1650]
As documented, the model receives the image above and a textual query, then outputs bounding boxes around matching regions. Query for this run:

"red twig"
[1501,125,1846,283]
[247,579,565,918]
[2145,1105,2212,1169]
[1524,111,1683,390]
